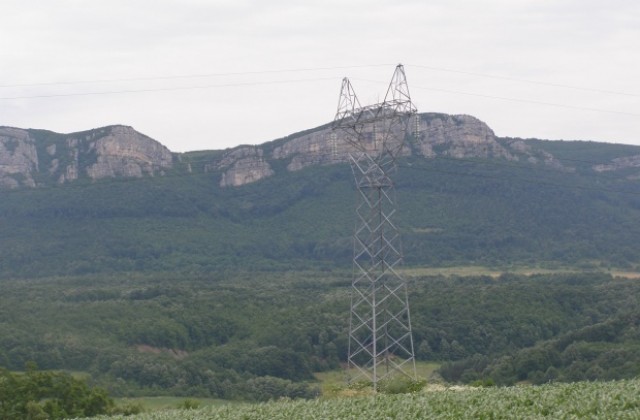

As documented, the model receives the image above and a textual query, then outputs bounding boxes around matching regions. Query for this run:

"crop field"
[82,379,640,419]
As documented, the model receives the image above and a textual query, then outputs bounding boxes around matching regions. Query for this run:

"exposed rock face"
[270,124,409,172]
[0,127,38,189]
[500,137,565,169]
[56,138,80,184]
[272,114,513,168]
[215,147,275,187]
[0,125,172,189]
[415,114,511,159]
[251,114,512,186]
[211,113,559,187]
[593,155,640,172]
[84,126,173,180]
[272,128,350,172]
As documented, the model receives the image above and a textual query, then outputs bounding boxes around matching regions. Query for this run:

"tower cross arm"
[332,64,417,132]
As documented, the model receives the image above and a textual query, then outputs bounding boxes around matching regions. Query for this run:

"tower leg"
[347,152,416,390]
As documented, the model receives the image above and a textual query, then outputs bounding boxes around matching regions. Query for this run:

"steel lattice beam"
[332,64,417,391]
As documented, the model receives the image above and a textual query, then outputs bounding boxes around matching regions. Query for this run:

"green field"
[82,379,640,419]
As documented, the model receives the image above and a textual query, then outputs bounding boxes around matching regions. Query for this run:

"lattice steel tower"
[332,64,417,390]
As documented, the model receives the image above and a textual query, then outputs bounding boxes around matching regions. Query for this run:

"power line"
[1,64,635,116]
[3,63,636,99]
[352,78,640,118]
[1,64,637,137]
[0,77,338,100]
[407,64,640,98]
[414,86,640,117]
[4,74,637,122]
[0,64,394,89]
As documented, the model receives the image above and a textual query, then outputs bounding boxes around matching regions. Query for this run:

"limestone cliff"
[0,113,583,190]
[0,127,39,189]
[213,146,275,188]
[84,126,173,180]
[0,125,172,189]
[211,113,568,187]
[415,114,508,159]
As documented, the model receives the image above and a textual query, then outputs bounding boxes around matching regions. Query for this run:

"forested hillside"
[3,113,640,277]
[2,145,640,278]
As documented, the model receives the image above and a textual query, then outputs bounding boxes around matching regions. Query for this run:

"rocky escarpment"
[415,114,507,159]
[84,126,172,180]
[0,127,39,189]
[0,125,172,189]
[2,113,592,190]
[211,146,275,188]
[210,113,568,187]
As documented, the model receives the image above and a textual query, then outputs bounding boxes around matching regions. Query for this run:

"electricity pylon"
[332,64,417,391]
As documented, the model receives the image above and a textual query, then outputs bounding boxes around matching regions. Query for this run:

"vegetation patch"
[79,379,640,419]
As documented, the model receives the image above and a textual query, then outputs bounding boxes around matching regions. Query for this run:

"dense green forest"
[2,145,640,278]
[1,270,639,400]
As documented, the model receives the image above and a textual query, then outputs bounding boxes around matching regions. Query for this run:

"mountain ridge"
[6,113,635,190]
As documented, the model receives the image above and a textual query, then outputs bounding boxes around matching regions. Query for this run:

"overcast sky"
[1,0,638,152]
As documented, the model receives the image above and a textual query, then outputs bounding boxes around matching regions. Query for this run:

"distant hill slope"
[1,114,640,277]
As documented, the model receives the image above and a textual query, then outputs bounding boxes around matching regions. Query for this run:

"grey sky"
[1,0,638,152]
